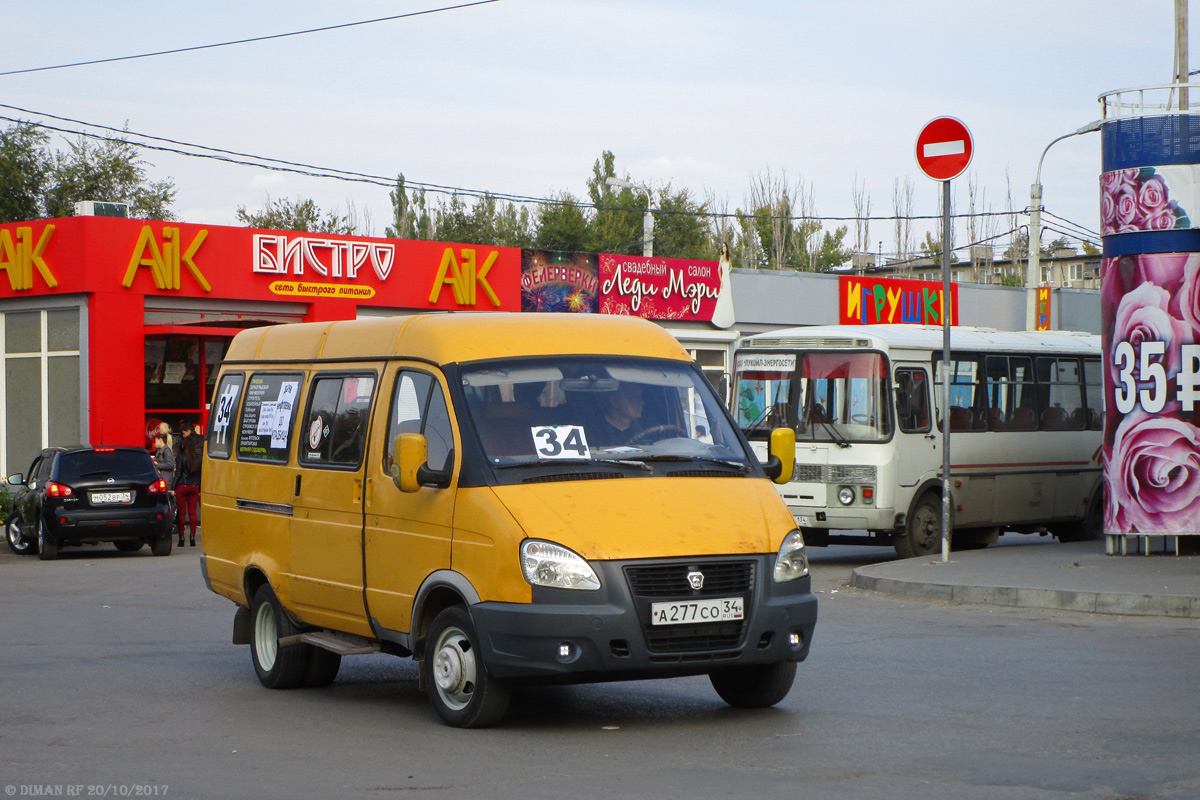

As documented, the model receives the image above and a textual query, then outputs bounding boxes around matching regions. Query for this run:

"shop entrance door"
[144,333,232,445]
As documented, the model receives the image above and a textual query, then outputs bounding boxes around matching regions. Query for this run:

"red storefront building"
[0,216,736,475]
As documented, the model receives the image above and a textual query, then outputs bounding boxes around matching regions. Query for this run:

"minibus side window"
[386,371,453,472]
[237,372,304,463]
[301,374,376,468]
[207,373,245,459]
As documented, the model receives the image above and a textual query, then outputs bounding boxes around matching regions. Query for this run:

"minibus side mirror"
[763,427,796,484]
[392,433,428,493]
[390,433,452,492]
[6,473,25,486]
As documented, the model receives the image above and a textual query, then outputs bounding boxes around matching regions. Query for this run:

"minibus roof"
[222,312,692,365]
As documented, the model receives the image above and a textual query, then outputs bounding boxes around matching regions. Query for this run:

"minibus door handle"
[295,475,302,497]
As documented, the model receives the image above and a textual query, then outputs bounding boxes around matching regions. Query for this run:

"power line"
[0,109,1100,239]
[0,1,500,77]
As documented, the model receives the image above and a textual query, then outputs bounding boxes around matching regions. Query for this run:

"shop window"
[1,307,82,475]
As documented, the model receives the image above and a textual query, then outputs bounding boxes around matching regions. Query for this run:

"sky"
[2,0,1193,258]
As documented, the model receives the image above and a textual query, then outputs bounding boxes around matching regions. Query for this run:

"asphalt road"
[2,535,1198,800]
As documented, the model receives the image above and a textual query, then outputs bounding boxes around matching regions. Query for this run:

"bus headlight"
[837,486,856,505]
[520,539,601,591]
[773,530,809,582]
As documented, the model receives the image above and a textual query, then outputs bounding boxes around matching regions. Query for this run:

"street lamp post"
[605,177,655,257]
[1025,120,1103,330]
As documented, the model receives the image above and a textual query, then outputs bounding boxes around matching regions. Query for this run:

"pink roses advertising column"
[1100,111,1200,548]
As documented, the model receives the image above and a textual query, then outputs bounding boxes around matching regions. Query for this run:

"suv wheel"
[37,518,58,561]
[6,516,34,556]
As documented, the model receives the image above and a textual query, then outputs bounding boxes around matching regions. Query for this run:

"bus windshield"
[735,351,893,443]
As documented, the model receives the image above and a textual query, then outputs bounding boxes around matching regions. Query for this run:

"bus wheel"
[1058,494,1103,543]
[897,494,942,558]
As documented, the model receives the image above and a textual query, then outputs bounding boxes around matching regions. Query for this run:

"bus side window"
[1083,357,1103,430]
[895,368,930,433]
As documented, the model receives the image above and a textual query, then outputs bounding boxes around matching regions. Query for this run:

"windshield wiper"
[495,457,651,472]
[815,418,852,449]
[626,454,751,472]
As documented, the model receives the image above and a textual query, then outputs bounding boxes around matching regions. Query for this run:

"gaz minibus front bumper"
[469,554,818,681]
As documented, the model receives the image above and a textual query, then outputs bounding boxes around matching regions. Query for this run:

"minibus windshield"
[734,351,892,443]
[460,357,752,473]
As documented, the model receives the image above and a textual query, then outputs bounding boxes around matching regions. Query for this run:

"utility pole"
[1177,0,1189,110]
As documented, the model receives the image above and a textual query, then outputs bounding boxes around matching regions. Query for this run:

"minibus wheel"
[304,648,342,688]
[710,661,797,708]
[250,585,310,690]
[898,493,942,558]
[423,606,511,728]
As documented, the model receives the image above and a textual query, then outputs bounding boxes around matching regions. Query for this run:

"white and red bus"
[734,325,1103,557]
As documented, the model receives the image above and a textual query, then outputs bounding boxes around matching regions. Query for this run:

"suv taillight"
[148,478,168,493]
[47,481,74,497]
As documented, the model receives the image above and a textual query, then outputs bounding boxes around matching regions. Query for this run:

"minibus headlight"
[837,486,856,505]
[773,530,809,582]
[520,539,601,591]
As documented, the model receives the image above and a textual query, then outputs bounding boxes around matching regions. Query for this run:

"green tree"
[652,186,710,259]
[533,192,590,251]
[385,174,432,240]
[236,195,357,234]
[585,151,644,254]
[813,225,853,271]
[1081,240,1100,256]
[43,132,176,220]
[920,231,959,264]
[432,193,533,247]
[0,122,51,222]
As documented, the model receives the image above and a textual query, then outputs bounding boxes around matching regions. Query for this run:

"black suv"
[5,446,174,560]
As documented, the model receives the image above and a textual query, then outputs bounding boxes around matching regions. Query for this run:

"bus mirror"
[391,433,427,493]
[766,427,796,484]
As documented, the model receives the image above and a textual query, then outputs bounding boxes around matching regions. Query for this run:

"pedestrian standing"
[173,430,202,547]
[152,433,175,486]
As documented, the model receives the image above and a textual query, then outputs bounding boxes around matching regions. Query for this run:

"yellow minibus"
[200,313,816,727]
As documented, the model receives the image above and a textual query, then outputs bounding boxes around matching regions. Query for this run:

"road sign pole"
[941,178,952,563]
[914,115,971,563]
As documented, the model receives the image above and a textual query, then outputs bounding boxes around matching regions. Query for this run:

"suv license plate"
[90,491,132,505]
[650,597,744,626]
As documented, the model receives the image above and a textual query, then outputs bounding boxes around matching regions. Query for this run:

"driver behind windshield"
[590,382,646,447]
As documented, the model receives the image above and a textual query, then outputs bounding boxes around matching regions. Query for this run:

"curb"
[850,570,1200,618]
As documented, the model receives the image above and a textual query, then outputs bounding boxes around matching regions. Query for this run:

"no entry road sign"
[915,117,973,181]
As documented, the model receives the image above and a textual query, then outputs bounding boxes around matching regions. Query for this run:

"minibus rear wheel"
[250,585,310,690]
[423,606,511,728]
[710,661,797,708]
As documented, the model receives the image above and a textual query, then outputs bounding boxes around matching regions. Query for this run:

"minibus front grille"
[643,622,746,654]
[624,561,755,597]
[521,471,625,483]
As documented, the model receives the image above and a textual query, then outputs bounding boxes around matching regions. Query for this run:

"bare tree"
[892,177,916,277]
[852,174,871,273]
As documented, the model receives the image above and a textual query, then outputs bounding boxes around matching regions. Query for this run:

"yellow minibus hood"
[491,477,792,560]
